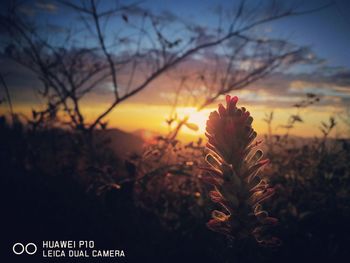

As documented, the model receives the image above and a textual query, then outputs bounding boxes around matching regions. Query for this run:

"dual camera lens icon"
[12,243,37,255]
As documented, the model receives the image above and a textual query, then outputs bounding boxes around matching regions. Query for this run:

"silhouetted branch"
[0,72,14,116]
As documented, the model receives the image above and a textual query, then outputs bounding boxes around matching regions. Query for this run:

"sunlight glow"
[176,107,214,135]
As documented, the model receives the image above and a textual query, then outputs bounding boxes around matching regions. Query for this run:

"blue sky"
[142,0,350,68]
[2,0,348,68]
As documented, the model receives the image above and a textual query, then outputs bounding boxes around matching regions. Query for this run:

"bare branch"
[0,72,14,116]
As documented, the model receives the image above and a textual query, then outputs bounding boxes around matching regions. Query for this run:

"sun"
[176,107,214,135]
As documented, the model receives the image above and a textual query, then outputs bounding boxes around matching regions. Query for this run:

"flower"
[204,95,280,246]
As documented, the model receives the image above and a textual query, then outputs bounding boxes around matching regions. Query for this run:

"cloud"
[0,43,349,112]
[13,0,58,17]
[18,5,36,17]
[35,1,58,13]
[238,67,350,108]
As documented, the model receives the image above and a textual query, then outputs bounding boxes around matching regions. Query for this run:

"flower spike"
[204,95,280,246]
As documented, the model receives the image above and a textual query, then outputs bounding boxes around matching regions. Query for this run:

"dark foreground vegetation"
[1,114,350,263]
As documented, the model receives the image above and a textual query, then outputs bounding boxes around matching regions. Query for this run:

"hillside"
[94,128,145,158]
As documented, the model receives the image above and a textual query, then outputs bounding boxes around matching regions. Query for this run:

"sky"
[0,0,350,139]
[145,0,350,68]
